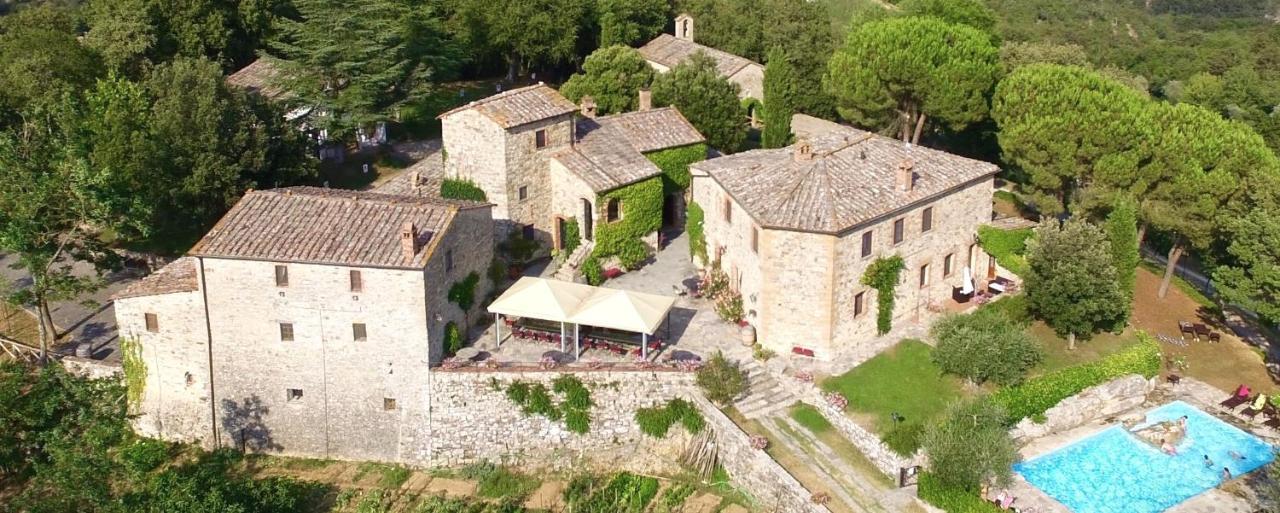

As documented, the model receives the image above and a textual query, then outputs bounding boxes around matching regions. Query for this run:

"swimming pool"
[1015,401,1274,513]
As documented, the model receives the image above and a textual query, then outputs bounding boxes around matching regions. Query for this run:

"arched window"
[606,198,622,222]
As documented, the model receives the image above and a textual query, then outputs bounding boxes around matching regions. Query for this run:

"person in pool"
[1229,450,1247,461]
[1161,438,1178,455]
[1203,455,1215,467]
[1179,415,1189,429]
[1223,467,1233,480]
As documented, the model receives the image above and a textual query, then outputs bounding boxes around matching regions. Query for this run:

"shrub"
[931,310,1042,385]
[447,272,480,312]
[581,255,604,285]
[635,398,704,438]
[977,226,1032,277]
[573,472,660,513]
[917,472,1005,513]
[882,422,925,457]
[921,400,1017,491]
[989,333,1160,423]
[121,438,170,474]
[476,466,539,500]
[561,219,581,257]
[506,378,594,433]
[440,178,487,201]
[687,201,707,264]
[695,352,747,405]
[487,259,508,285]
[443,322,463,357]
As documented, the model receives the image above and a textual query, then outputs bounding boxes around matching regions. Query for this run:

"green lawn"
[976,294,1140,376]
[821,340,967,455]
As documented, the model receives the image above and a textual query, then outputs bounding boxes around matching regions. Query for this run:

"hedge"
[917,473,1004,513]
[977,225,1032,277]
[644,143,707,192]
[440,178,487,201]
[989,333,1161,423]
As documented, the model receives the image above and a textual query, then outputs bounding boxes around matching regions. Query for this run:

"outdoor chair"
[1220,386,1252,410]
[1265,413,1280,430]
[1179,321,1195,340]
[1242,395,1269,420]
[1209,332,1221,343]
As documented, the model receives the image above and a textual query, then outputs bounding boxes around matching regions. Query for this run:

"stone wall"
[728,64,764,100]
[801,392,914,477]
[61,355,123,380]
[115,288,215,447]
[691,175,765,321]
[1010,374,1155,442]
[423,366,698,473]
[548,159,599,250]
[442,109,511,220]
[691,396,830,513]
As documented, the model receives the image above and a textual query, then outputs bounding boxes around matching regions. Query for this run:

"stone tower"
[675,13,694,41]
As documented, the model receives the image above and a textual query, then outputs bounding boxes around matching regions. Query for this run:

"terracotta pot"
[739,323,756,346]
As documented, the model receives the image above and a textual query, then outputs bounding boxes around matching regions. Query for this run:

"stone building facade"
[114,187,494,459]
[690,115,1000,360]
[638,14,765,100]
[439,85,705,266]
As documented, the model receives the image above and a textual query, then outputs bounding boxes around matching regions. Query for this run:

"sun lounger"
[1220,393,1251,410]
[1242,395,1269,420]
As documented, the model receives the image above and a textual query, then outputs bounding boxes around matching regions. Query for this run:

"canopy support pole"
[642,332,648,360]
[574,324,580,360]
[560,322,566,353]
[495,313,501,347]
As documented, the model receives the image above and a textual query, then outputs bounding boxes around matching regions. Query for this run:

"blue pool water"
[1015,401,1274,513]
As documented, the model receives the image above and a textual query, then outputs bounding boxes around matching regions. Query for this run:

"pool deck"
[1010,379,1275,513]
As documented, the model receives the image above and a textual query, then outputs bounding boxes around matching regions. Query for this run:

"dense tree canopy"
[0,6,103,124]
[1024,219,1128,349]
[826,16,998,144]
[447,0,591,79]
[899,0,998,36]
[921,399,1017,490]
[272,0,460,139]
[651,53,745,153]
[1214,178,1280,325]
[598,0,668,47]
[761,47,796,149]
[559,46,655,116]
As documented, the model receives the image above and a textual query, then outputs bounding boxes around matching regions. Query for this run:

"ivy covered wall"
[644,143,707,193]
[583,177,664,284]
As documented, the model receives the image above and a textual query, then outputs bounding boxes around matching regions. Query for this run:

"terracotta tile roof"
[437,84,578,128]
[691,122,999,234]
[598,107,705,152]
[226,58,290,101]
[552,108,705,192]
[189,187,489,269]
[113,258,199,300]
[638,34,757,77]
[372,155,445,198]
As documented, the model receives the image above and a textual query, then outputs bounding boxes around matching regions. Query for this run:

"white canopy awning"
[486,276,595,322]
[569,288,677,336]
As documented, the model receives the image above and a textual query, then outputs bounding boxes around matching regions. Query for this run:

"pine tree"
[270,0,459,139]
[761,48,795,149]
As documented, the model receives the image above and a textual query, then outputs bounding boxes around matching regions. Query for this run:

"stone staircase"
[552,241,594,282]
[735,359,799,420]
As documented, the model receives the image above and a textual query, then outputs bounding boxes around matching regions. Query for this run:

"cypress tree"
[1105,196,1139,328]
[761,48,795,149]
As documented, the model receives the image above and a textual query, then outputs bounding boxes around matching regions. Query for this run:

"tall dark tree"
[759,0,836,118]
[0,6,103,125]
[826,16,998,145]
[1105,196,1139,327]
[761,48,796,149]
[1024,219,1128,350]
[651,53,745,153]
[598,0,668,47]
[449,0,591,80]
[272,0,460,139]
[1214,175,1280,325]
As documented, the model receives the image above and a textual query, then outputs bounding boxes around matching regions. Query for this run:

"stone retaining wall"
[61,355,123,380]
[424,367,697,474]
[691,396,830,513]
[1010,374,1154,442]
[802,391,915,477]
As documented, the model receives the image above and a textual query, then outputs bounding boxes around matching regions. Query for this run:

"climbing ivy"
[561,219,581,257]
[584,177,664,284]
[861,255,905,335]
[686,201,707,265]
[121,337,146,412]
[448,272,480,312]
[440,178,487,201]
[505,376,593,434]
[644,143,707,193]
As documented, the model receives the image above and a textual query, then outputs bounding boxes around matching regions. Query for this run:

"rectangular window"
[535,129,547,148]
[349,270,363,292]
[854,292,865,317]
[144,313,159,333]
[274,265,289,287]
[279,322,294,342]
[751,228,759,254]
[861,231,873,258]
[922,207,934,232]
[944,253,954,277]
[722,197,732,224]
[384,398,397,411]
[353,323,367,342]
[919,264,930,288]
[893,219,905,244]
[287,388,304,402]
[445,249,454,272]
[522,224,536,240]
[518,185,528,201]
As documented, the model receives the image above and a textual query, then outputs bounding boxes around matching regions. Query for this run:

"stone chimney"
[400,222,419,259]
[794,140,814,161]
[675,13,694,40]
[580,96,597,118]
[638,89,652,111]
[896,159,915,192]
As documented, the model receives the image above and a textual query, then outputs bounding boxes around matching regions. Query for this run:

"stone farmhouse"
[638,14,764,101]
[690,115,1001,361]
[438,84,706,276]
[113,187,493,460]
